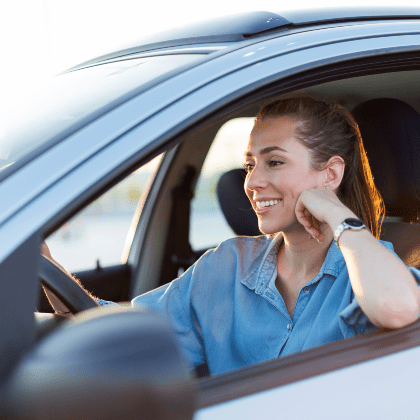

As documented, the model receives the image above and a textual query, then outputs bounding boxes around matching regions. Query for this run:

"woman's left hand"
[295,187,354,242]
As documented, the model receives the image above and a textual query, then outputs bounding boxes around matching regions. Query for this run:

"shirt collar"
[241,233,282,292]
[241,233,346,293]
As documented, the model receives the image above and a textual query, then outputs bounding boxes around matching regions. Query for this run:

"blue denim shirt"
[120,233,420,376]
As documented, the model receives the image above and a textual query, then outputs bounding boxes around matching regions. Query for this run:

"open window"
[39,154,164,312]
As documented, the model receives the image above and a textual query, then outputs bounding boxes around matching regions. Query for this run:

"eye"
[243,162,254,173]
[268,160,284,167]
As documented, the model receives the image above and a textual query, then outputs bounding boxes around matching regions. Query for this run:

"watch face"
[345,218,364,227]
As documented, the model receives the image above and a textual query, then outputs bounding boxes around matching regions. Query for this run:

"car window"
[190,118,255,251]
[46,154,163,272]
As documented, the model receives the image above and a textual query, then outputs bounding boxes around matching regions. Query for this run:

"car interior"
[38,61,420,379]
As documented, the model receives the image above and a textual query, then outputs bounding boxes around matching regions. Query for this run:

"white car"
[1,7,420,419]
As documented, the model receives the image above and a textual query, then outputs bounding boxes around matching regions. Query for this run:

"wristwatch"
[333,218,367,248]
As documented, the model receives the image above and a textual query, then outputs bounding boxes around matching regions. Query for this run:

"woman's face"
[245,115,326,235]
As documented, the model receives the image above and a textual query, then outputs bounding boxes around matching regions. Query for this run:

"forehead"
[246,115,302,155]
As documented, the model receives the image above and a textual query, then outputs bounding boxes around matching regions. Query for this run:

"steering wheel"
[39,255,100,314]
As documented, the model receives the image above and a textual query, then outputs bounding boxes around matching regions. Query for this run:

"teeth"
[256,199,282,208]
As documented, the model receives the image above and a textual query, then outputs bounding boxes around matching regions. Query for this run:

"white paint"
[195,345,420,420]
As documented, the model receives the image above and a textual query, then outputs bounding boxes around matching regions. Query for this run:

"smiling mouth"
[255,199,282,209]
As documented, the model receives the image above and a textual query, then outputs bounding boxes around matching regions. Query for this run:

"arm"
[41,242,72,315]
[296,188,420,329]
[328,207,420,329]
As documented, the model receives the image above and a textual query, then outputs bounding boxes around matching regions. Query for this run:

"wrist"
[326,206,357,232]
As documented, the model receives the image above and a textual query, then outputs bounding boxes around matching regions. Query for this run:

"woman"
[43,96,420,376]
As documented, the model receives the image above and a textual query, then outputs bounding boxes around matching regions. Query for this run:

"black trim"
[76,263,131,303]
[220,51,420,116]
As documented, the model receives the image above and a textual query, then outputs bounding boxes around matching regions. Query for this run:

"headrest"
[216,169,260,236]
[352,98,420,220]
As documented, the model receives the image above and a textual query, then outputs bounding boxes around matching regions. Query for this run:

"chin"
[258,217,298,236]
[258,222,281,236]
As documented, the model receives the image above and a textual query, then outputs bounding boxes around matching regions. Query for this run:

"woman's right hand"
[41,241,70,274]
[40,241,73,316]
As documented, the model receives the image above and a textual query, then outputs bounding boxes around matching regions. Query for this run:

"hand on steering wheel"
[39,254,100,314]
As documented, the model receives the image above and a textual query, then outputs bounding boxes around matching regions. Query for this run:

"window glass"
[190,118,254,250]
[46,154,163,272]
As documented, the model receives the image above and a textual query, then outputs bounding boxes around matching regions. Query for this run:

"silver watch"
[333,218,366,248]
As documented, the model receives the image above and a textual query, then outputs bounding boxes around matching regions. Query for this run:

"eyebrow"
[245,146,288,157]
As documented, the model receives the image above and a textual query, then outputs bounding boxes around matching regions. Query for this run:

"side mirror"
[4,307,196,420]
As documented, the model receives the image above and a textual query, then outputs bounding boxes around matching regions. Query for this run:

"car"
[1,6,420,419]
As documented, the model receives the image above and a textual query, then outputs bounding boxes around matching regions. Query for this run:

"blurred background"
[1,0,418,272]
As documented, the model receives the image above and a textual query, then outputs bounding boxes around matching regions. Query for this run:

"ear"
[323,156,345,191]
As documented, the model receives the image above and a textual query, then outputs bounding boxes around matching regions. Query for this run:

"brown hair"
[255,96,385,238]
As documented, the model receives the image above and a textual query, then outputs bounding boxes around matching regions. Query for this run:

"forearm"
[43,286,72,316]
[41,242,78,316]
[328,211,420,328]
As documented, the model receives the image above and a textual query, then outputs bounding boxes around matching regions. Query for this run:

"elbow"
[383,311,419,330]
[373,293,420,329]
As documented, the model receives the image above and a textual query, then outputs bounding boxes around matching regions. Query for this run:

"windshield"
[0,54,204,177]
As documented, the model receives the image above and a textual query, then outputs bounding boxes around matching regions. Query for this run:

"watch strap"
[334,218,366,248]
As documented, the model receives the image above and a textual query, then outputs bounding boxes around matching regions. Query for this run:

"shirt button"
[303,286,310,293]
[287,323,292,330]
[266,291,275,300]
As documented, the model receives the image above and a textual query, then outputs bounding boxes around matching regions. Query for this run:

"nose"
[244,164,268,196]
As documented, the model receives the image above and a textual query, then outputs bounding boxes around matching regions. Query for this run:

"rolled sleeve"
[408,265,420,284]
[338,297,378,337]
[95,298,120,307]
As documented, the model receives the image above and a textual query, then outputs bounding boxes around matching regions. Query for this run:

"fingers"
[308,215,324,242]
[312,217,324,242]
[40,241,70,273]
[298,206,324,242]
[41,241,52,259]
[295,187,340,242]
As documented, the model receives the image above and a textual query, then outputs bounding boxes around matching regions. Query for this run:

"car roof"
[68,7,420,71]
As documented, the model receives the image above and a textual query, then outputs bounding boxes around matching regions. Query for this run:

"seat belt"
[170,165,197,274]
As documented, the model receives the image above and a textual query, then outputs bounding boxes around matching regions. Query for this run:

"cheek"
[244,180,252,201]
[282,169,318,198]
[271,172,302,199]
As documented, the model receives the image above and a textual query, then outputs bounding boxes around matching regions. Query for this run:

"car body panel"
[71,7,420,70]
[195,345,420,420]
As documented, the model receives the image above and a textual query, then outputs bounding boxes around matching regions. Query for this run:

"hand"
[41,241,69,274]
[40,241,73,316]
[40,241,52,259]
[295,187,354,242]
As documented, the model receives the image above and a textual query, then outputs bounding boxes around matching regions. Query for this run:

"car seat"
[216,168,261,237]
[216,98,420,268]
[352,98,420,268]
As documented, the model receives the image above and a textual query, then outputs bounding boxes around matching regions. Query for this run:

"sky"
[1,0,419,133]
